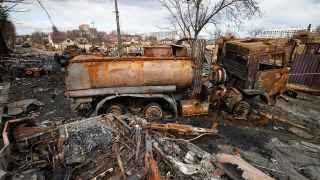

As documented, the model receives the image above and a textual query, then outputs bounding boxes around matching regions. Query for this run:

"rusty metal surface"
[287,83,320,95]
[289,32,320,89]
[66,55,193,91]
[69,55,192,63]
[143,46,173,57]
[144,123,217,135]
[293,31,320,44]
[66,86,176,97]
[224,38,295,63]
[2,118,39,146]
[221,38,295,92]
[210,64,227,84]
[289,53,320,89]
[255,67,289,96]
[13,124,48,141]
[181,99,209,117]
[223,88,243,113]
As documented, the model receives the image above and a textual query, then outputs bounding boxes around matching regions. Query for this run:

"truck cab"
[219,38,296,104]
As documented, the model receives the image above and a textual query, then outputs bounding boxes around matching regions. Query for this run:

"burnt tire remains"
[105,104,126,116]
[144,103,163,121]
[233,100,250,120]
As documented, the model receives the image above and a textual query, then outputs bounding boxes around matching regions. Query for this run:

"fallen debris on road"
[0,114,277,180]
[5,99,43,116]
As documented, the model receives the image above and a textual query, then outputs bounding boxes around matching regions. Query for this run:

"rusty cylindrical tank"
[66,55,194,91]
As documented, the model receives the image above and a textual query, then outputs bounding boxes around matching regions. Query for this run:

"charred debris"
[0,31,319,180]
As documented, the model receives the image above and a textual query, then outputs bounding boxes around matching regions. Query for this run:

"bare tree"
[0,0,21,82]
[160,0,260,41]
[208,28,223,40]
[0,0,24,17]
[31,31,48,45]
[0,0,24,54]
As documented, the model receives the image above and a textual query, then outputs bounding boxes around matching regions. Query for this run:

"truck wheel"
[144,103,163,121]
[106,104,126,116]
[233,101,250,120]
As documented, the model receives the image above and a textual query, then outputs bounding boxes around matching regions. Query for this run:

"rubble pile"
[0,50,58,80]
[0,82,10,122]
[222,137,320,180]
[1,114,281,180]
[246,95,320,139]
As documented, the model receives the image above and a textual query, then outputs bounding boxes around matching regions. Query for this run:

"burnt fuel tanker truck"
[65,45,227,120]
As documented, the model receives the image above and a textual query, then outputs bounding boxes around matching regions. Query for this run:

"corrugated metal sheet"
[289,54,320,88]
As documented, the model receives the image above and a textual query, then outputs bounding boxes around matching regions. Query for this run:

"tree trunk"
[0,30,9,56]
[191,39,206,96]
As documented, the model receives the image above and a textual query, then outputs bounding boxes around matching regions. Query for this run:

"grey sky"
[10,0,320,36]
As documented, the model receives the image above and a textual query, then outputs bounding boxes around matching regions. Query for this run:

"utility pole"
[114,0,122,56]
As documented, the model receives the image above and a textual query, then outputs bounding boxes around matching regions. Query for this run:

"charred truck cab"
[218,38,297,105]
[65,44,226,121]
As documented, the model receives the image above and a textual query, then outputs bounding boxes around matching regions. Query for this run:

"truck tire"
[105,104,126,116]
[144,103,163,121]
[233,100,250,120]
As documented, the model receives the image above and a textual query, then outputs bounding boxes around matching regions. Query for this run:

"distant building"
[143,31,178,41]
[76,37,89,45]
[47,23,105,50]
[48,33,77,50]
[89,28,98,38]
[104,32,143,47]
[15,35,30,45]
[79,24,90,32]
[259,28,318,38]
[62,38,76,47]
[48,31,66,49]
[160,38,174,45]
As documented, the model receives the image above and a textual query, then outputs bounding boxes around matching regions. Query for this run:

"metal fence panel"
[289,54,320,88]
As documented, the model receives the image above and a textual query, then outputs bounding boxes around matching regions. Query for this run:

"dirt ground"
[8,72,78,123]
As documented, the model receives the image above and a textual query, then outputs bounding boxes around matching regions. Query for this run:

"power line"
[35,0,55,29]
[114,0,122,56]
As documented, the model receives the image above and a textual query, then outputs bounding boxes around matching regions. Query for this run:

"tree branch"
[160,0,260,41]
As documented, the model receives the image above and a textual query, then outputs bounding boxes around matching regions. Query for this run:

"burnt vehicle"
[218,38,297,105]
[65,44,227,120]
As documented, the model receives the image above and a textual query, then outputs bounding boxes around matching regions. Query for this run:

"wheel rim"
[233,101,250,120]
[107,105,123,116]
[144,104,163,121]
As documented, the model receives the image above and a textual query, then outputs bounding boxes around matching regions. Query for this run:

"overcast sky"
[10,0,320,37]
